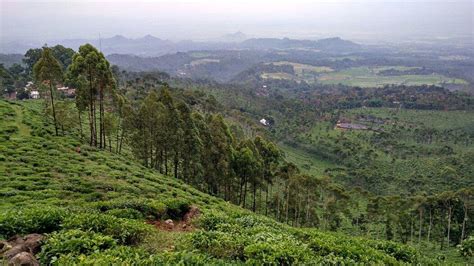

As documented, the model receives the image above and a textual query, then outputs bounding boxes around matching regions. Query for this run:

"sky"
[0,0,472,43]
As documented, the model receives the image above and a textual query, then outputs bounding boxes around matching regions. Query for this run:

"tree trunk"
[49,82,58,136]
[78,110,84,141]
[306,193,310,226]
[427,209,433,243]
[286,182,290,224]
[174,155,179,179]
[118,128,124,154]
[252,181,257,212]
[418,209,423,245]
[265,184,270,216]
[445,206,452,249]
[243,179,248,209]
[88,66,96,146]
[461,204,467,242]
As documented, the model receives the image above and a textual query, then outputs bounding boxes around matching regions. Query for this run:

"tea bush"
[0,206,67,238]
[39,229,116,264]
[62,213,152,245]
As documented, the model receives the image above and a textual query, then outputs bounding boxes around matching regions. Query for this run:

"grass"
[189,58,220,67]
[279,142,336,176]
[259,65,467,87]
[317,66,468,87]
[271,61,334,74]
[0,99,453,264]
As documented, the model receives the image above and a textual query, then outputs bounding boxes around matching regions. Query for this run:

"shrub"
[164,198,190,219]
[244,232,314,264]
[105,208,144,220]
[54,247,230,265]
[196,211,232,231]
[39,229,116,264]
[93,199,166,219]
[62,213,152,245]
[0,206,66,238]
[368,239,419,263]
[458,236,474,258]
[191,231,246,259]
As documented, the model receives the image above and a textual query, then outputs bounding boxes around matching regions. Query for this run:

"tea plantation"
[0,99,431,264]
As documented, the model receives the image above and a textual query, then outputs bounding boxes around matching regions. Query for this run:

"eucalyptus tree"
[33,47,63,136]
[68,44,115,147]
[254,136,282,215]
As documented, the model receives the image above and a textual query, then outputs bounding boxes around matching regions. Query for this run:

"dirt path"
[12,105,31,137]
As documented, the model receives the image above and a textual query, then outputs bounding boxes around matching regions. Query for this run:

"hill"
[0,99,432,264]
[240,37,361,52]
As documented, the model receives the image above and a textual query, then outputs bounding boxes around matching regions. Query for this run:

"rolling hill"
[0,99,431,264]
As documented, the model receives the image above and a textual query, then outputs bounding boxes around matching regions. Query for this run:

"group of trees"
[0,45,76,100]
[123,87,282,213]
[361,188,473,248]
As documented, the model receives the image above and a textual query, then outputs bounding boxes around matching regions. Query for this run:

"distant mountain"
[0,54,23,67]
[241,37,361,52]
[106,52,193,72]
[221,31,248,42]
[1,35,361,56]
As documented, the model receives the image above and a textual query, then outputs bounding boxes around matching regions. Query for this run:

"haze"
[1,0,472,44]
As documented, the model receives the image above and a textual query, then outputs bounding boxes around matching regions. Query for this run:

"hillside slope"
[0,100,430,264]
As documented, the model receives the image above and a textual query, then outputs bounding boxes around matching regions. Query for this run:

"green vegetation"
[1,42,473,265]
[318,66,467,87]
[259,64,467,87]
[0,99,433,264]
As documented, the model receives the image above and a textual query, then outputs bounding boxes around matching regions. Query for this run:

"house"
[30,90,40,99]
[259,118,269,126]
[57,86,76,97]
[335,121,368,130]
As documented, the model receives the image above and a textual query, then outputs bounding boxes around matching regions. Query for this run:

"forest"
[0,40,473,265]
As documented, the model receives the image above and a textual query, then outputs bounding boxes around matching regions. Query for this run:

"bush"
[196,211,232,231]
[54,246,231,265]
[191,231,246,259]
[164,198,190,219]
[0,206,66,238]
[244,231,314,264]
[93,199,167,219]
[105,209,144,220]
[39,229,116,264]
[62,213,152,245]
[458,236,474,258]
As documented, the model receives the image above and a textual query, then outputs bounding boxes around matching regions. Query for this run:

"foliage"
[39,229,116,264]
[458,236,474,258]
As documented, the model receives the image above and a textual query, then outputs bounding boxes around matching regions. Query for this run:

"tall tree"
[68,44,114,147]
[33,47,63,136]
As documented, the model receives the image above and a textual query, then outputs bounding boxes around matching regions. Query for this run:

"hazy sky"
[1,0,472,43]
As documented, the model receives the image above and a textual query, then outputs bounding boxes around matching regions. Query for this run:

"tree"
[68,44,115,147]
[205,114,234,196]
[25,45,75,76]
[33,47,63,136]
[254,136,281,215]
[233,141,260,209]
[177,102,203,183]
[457,188,474,242]
[0,64,15,97]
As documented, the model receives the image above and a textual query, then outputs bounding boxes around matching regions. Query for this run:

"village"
[4,81,75,100]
